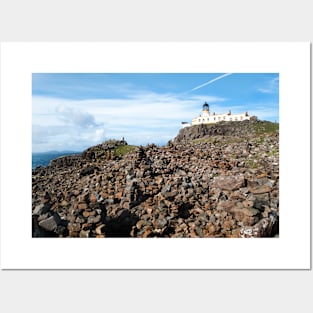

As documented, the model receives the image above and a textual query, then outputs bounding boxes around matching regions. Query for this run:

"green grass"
[256,134,265,144]
[254,121,279,134]
[193,137,215,144]
[246,159,258,169]
[114,145,136,156]
[267,148,279,157]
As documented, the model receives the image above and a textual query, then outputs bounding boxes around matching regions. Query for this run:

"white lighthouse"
[189,102,251,126]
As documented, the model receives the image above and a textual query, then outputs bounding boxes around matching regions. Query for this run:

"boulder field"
[32,120,279,238]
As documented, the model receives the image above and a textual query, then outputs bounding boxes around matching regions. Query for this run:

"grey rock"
[154,217,168,229]
[38,214,61,232]
[87,215,101,224]
[32,203,51,216]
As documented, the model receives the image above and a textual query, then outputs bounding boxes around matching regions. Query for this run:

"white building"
[182,102,251,127]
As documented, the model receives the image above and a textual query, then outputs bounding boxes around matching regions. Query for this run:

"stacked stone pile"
[32,121,279,238]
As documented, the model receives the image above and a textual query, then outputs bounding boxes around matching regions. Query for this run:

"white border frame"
[0,42,311,269]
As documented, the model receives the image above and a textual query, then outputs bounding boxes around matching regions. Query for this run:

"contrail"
[190,73,232,92]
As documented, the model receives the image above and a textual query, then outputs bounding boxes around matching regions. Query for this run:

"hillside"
[174,119,278,143]
[32,119,279,238]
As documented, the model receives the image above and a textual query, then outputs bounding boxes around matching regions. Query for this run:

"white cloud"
[32,90,279,152]
[189,73,233,92]
[55,106,100,128]
[258,76,279,94]
[32,93,227,151]
[246,103,279,122]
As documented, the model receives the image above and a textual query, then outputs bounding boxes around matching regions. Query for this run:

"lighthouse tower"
[202,102,210,116]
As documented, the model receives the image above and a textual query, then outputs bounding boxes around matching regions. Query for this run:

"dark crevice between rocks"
[162,226,176,237]
[177,203,193,219]
[104,210,139,237]
[270,217,279,237]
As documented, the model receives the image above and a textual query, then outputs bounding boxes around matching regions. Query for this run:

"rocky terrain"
[32,119,279,238]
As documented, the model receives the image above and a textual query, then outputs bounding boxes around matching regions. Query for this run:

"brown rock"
[154,217,168,229]
[87,215,101,224]
[79,229,90,238]
[82,211,91,218]
[73,190,80,196]
[145,206,153,215]
[67,223,81,237]
[95,224,105,235]
[207,223,216,234]
[257,173,267,179]
[76,216,85,224]
[68,214,76,223]
[122,201,130,209]
[242,200,254,208]
[230,207,260,226]
[216,200,237,211]
[115,191,123,199]
[242,207,259,217]
[155,176,164,185]
[96,234,105,238]
[68,222,81,233]
[61,200,68,207]
[89,194,97,203]
[136,220,145,230]
[141,226,153,238]
[249,185,271,194]
[231,228,241,237]
[78,203,88,210]
[212,174,245,191]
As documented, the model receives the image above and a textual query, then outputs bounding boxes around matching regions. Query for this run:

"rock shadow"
[104,209,139,237]
[270,216,279,237]
[177,203,193,219]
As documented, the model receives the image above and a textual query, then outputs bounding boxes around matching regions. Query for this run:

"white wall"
[191,112,250,125]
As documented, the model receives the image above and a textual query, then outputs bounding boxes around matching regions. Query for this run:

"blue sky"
[32,73,279,152]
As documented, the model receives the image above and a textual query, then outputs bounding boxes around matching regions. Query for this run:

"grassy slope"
[114,145,136,157]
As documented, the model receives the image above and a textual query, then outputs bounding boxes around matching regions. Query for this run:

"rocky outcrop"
[174,119,273,144]
[49,154,82,169]
[32,122,279,238]
[81,139,128,161]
